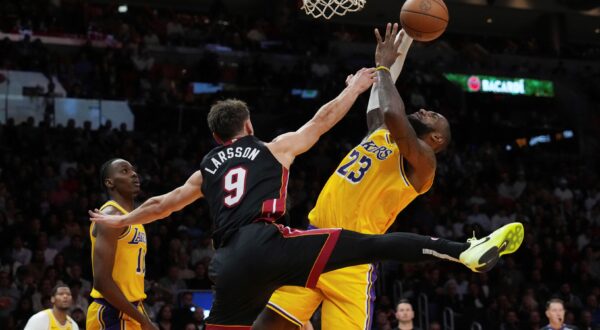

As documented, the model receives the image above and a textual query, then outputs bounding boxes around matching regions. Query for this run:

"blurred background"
[0,0,599,329]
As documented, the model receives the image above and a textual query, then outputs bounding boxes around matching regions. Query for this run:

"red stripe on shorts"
[276,224,342,289]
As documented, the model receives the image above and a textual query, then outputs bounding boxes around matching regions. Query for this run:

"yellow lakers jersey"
[90,201,147,301]
[45,309,75,329]
[309,128,433,234]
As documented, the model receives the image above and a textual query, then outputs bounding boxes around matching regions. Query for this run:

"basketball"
[400,0,449,42]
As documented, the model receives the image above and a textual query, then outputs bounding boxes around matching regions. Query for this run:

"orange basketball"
[400,0,449,42]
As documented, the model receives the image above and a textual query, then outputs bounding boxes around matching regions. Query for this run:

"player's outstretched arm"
[89,171,204,227]
[267,68,375,168]
[375,23,436,176]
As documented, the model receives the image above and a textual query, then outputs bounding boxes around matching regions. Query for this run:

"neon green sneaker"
[459,222,524,273]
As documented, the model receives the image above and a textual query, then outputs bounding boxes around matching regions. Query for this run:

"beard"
[408,116,434,137]
[56,304,70,312]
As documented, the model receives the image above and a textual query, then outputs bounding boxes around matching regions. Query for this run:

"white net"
[301,0,366,19]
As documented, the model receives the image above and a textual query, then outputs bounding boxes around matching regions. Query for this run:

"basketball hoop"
[301,0,366,19]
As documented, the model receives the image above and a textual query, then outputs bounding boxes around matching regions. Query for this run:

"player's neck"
[111,194,134,212]
[549,322,563,329]
[398,321,414,330]
[225,133,248,144]
[51,306,68,325]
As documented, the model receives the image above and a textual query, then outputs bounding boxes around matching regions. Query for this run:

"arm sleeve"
[24,312,49,330]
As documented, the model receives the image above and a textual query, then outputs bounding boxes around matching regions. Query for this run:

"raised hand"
[374,23,403,68]
[345,67,377,93]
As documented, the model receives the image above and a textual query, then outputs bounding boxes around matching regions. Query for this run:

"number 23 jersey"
[309,128,434,234]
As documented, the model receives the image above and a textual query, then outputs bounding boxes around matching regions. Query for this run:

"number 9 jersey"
[200,136,290,248]
[308,128,433,234]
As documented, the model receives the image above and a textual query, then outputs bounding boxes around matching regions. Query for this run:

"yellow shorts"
[86,298,148,330]
[268,264,376,330]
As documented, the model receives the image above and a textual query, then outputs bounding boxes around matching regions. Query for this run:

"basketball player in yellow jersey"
[264,24,523,330]
[25,284,79,330]
[87,158,157,330]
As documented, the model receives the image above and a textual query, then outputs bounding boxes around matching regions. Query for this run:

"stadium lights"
[118,5,128,13]
[512,130,575,150]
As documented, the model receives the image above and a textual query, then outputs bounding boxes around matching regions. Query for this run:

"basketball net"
[301,0,366,19]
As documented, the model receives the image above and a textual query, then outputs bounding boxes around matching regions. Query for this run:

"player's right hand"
[88,209,128,227]
[345,67,376,94]
[374,23,403,68]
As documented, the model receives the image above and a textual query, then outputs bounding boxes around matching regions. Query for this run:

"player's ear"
[51,296,56,305]
[245,119,254,136]
[429,132,444,149]
[212,132,224,145]
[104,178,114,189]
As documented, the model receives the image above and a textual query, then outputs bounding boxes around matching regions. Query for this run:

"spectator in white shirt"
[11,236,32,266]
[37,233,58,266]
[466,204,492,232]
[24,284,79,330]
[491,209,511,230]
[498,172,515,201]
[554,178,574,202]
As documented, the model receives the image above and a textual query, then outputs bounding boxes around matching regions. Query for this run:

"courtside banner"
[444,73,554,97]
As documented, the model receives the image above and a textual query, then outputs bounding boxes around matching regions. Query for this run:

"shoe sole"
[475,223,525,273]
[499,222,524,256]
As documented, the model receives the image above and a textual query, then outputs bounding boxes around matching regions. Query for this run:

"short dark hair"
[397,298,412,307]
[51,284,70,296]
[207,99,250,141]
[99,158,120,189]
[546,298,564,310]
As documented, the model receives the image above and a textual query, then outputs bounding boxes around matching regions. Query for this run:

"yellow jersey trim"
[97,201,131,239]
[100,200,129,215]
[399,156,411,187]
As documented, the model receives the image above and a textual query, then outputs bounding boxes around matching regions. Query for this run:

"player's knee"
[253,308,300,330]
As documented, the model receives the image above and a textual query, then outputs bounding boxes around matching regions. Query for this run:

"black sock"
[325,230,471,272]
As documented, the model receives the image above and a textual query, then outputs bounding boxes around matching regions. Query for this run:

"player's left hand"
[88,209,128,227]
[374,23,403,68]
[345,67,376,94]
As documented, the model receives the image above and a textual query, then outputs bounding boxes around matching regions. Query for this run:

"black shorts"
[205,222,341,328]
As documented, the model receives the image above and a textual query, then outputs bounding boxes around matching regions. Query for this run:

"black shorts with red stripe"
[205,222,341,329]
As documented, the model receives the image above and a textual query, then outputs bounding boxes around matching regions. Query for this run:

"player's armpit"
[395,136,436,192]
[366,107,384,133]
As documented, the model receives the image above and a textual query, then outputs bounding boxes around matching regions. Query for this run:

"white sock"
[367,31,414,112]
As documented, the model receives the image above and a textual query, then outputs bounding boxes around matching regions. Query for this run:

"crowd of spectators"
[0,1,599,330]
[1,0,599,108]
[0,107,598,330]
